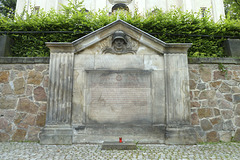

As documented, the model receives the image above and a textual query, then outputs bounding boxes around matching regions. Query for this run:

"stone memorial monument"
[40,20,196,145]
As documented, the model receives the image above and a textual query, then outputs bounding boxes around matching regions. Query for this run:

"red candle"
[119,137,122,143]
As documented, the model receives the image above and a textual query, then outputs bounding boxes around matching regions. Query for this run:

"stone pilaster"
[40,53,74,144]
[165,53,196,144]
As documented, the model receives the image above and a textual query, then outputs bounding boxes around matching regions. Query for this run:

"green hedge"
[0,2,240,57]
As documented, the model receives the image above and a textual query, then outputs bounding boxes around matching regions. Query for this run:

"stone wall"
[0,58,240,143]
[189,63,240,142]
[0,58,49,142]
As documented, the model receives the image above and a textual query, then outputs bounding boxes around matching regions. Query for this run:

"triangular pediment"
[46,20,191,55]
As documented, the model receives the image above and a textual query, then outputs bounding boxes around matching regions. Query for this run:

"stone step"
[101,142,137,150]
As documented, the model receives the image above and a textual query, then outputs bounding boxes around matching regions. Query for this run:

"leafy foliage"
[0,0,16,19]
[0,0,240,57]
[224,0,240,19]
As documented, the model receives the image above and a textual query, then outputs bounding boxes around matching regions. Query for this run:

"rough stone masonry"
[0,62,48,142]
[189,64,240,142]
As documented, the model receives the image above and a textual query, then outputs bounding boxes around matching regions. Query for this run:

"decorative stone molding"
[46,53,74,124]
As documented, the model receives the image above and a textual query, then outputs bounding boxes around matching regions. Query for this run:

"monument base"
[102,142,137,150]
[73,124,166,144]
[165,125,197,145]
[40,125,73,145]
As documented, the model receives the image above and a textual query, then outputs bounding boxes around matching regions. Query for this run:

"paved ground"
[0,142,240,160]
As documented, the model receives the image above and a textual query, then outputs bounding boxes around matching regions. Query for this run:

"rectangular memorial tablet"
[87,71,152,124]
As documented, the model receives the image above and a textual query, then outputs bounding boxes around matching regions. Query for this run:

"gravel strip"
[1,142,240,160]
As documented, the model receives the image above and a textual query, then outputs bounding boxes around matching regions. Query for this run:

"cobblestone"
[0,142,240,160]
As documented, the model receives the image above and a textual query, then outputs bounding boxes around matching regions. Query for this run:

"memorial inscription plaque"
[87,71,152,124]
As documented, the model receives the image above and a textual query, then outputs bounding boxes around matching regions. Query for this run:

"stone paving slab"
[0,142,240,160]
[101,142,137,150]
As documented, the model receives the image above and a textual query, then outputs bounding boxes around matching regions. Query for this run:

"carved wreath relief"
[102,30,138,55]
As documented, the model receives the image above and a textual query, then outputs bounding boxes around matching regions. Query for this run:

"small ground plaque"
[101,142,137,150]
